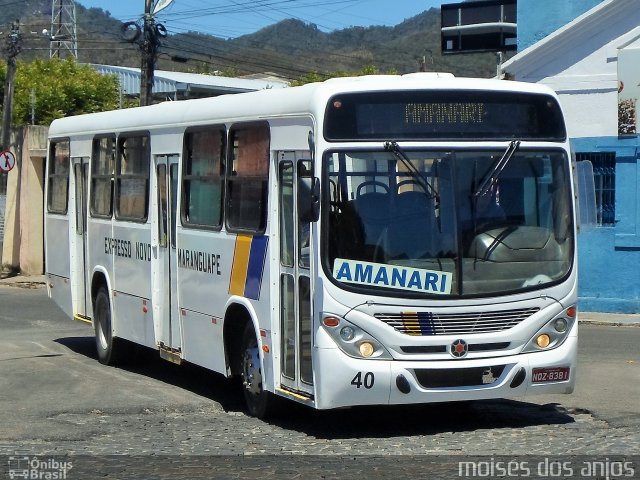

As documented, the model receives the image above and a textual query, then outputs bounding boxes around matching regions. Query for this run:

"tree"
[290,65,398,86]
[0,58,121,126]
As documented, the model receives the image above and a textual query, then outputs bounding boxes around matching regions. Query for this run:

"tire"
[240,322,279,418]
[93,286,127,366]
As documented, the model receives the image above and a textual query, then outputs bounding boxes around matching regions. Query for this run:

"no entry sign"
[0,150,16,173]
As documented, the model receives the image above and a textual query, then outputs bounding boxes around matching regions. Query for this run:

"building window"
[226,123,270,233]
[182,127,225,229]
[47,139,70,214]
[576,152,616,227]
[116,133,150,222]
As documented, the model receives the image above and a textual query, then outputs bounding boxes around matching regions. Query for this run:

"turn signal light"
[323,316,340,327]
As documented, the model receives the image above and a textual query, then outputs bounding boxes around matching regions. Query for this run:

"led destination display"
[324,90,566,141]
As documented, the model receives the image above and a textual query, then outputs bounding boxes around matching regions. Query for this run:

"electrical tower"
[50,0,78,59]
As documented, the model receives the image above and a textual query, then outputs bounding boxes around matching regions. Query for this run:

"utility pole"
[140,0,158,106]
[122,0,168,106]
[1,20,22,151]
[418,49,433,73]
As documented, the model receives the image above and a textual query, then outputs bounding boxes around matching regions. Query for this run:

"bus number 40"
[351,372,375,389]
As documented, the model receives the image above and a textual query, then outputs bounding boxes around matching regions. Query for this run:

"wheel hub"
[242,345,262,396]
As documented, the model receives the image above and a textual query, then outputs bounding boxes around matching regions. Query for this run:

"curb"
[0,274,46,288]
[579,313,640,327]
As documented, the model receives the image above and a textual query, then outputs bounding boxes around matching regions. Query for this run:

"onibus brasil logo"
[8,456,73,479]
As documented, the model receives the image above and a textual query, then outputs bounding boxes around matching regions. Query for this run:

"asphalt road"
[0,285,638,478]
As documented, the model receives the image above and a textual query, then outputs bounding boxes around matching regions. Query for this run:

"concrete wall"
[517,0,602,51]
[1,126,47,275]
[1,129,24,273]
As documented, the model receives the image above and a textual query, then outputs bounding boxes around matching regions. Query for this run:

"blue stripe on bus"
[244,236,269,300]
[417,312,437,335]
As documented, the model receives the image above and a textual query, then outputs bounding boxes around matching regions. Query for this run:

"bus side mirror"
[298,160,320,223]
[574,159,597,233]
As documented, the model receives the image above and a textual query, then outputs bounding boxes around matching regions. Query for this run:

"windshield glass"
[324,149,573,297]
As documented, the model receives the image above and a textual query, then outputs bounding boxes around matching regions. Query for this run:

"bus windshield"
[324,148,574,297]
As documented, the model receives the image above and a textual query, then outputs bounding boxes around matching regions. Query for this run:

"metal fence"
[575,151,616,227]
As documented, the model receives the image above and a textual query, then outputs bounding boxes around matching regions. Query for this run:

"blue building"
[503,0,640,312]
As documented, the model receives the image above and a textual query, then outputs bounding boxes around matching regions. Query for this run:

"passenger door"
[154,154,182,357]
[278,152,314,396]
[71,157,90,317]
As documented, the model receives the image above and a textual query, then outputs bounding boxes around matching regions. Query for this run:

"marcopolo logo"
[8,456,73,480]
[450,339,468,358]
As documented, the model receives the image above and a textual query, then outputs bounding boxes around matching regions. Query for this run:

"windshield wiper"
[384,141,439,200]
[474,140,520,198]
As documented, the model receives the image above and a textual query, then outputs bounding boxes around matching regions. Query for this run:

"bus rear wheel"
[240,323,279,419]
[93,286,127,365]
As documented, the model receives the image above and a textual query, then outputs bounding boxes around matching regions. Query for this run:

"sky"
[76,0,445,39]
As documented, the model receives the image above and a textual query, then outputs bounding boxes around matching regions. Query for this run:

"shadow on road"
[273,399,575,439]
[55,335,575,439]
[54,336,246,413]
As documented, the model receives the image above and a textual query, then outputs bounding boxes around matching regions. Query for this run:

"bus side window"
[115,133,150,222]
[226,122,270,233]
[182,126,225,229]
[90,135,115,218]
[47,139,70,214]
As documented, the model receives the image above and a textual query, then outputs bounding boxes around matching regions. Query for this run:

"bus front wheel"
[93,286,126,365]
[240,323,279,418]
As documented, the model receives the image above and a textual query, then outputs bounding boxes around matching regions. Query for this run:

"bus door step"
[276,384,314,405]
[73,314,92,325]
[159,344,182,365]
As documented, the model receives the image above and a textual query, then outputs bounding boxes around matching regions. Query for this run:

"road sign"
[0,150,16,173]
[153,0,174,15]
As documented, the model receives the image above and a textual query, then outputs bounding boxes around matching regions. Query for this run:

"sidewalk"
[579,311,640,326]
[0,273,46,288]
[1,273,639,325]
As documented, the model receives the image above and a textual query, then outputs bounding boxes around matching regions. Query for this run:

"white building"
[502,0,640,312]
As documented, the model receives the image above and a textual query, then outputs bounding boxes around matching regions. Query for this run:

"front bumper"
[313,331,577,410]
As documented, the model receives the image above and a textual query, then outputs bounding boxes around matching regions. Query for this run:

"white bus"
[45,73,587,418]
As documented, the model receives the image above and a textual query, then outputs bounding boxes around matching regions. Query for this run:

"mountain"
[2,2,497,80]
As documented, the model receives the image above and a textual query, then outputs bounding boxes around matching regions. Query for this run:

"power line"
[160,30,332,76]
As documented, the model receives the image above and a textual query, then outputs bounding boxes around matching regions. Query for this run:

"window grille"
[576,152,615,227]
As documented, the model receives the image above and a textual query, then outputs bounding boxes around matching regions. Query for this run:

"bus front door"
[155,155,182,362]
[72,157,90,318]
[278,153,314,397]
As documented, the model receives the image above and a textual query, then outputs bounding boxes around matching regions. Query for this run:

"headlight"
[340,326,355,341]
[359,342,375,357]
[553,318,568,333]
[535,334,551,348]
[322,313,392,360]
[522,307,576,353]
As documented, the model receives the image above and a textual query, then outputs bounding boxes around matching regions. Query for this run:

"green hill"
[2,2,497,80]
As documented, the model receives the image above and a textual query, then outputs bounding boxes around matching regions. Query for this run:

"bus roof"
[48,73,559,138]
